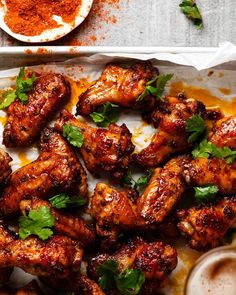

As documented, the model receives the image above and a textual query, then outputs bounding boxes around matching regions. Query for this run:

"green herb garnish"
[194,185,219,204]
[186,114,207,143]
[179,0,203,29]
[137,74,173,101]
[19,206,55,240]
[122,169,153,190]
[62,123,84,148]
[49,193,86,209]
[0,68,37,109]
[192,139,236,164]
[90,103,120,127]
[96,259,145,295]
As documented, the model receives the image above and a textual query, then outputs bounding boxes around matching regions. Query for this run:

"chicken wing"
[0,220,83,278]
[76,62,158,116]
[177,196,236,250]
[0,280,43,295]
[55,109,135,178]
[1,128,87,216]
[88,236,177,294]
[133,96,206,167]
[209,115,236,150]
[0,148,12,186]
[185,157,236,195]
[20,198,95,246]
[3,73,70,147]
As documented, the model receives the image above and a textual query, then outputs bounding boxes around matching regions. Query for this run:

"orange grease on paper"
[18,151,31,167]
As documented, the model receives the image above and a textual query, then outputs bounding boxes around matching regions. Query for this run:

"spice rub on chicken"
[1,128,87,216]
[3,73,70,147]
[55,109,135,178]
[0,148,12,186]
[76,62,158,116]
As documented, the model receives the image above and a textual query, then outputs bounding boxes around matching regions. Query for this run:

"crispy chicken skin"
[177,197,236,250]
[76,62,158,116]
[133,96,206,168]
[55,109,135,178]
[3,73,70,147]
[137,155,190,225]
[0,220,83,278]
[89,236,177,293]
[20,198,95,246]
[0,280,43,295]
[1,128,87,216]
[0,148,12,186]
[209,115,236,150]
[185,157,236,195]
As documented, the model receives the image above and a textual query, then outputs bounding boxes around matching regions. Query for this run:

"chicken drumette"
[0,219,83,278]
[177,197,236,250]
[1,128,87,216]
[3,73,70,147]
[76,62,158,116]
[0,148,12,186]
[88,236,177,294]
[55,109,135,178]
[20,198,95,247]
[133,96,206,168]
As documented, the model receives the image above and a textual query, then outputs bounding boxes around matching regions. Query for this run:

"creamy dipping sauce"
[185,249,236,295]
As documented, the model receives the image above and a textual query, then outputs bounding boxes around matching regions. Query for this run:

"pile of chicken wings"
[0,61,235,294]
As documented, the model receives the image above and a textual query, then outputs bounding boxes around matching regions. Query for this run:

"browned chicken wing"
[20,198,95,247]
[133,96,206,168]
[0,280,43,295]
[1,128,87,216]
[0,220,83,278]
[177,196,236,250]
[209,115,236,150]
[88,236,177,294]
[185,158,236,195]
[3,73,70,147]
[0,149,12,186]
[55,109,135,178]
[76,62,158,116]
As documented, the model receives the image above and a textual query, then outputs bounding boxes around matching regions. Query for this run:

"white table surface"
[0,0,235,47]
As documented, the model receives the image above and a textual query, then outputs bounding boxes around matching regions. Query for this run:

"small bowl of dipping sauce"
[0,0,94,42]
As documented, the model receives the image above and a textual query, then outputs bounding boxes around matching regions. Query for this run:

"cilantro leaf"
[194,185,219,204]
[137,74,173,101]
[90,103,120,127]
[192,139,236,164]
[19,206,55,240]
[180,0,203,29]
[116,268,145,295]
[49,193,86,209]
[62,123,84,148]
[122,169,153,190]
[96,259,145,295]
[0,91,17,109]
[186,114,207,143]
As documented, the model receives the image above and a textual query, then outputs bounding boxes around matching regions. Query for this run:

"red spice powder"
[4,0,82,36]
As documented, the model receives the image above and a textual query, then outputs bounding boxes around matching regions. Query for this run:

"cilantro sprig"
[186,114,207,143]
[49,193,86,209]
[122,169,153,190]
[62,123,84,148]
[137,74,173,101]
[192,139,236,164]
[0,68,37,109]
[179,0,203,29]
[194,185,219,204]
[90,103,120,127]
[19,206,55,240]
[96,259,145,295]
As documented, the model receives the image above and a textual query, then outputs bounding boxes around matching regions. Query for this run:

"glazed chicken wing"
[20,198,95,246]
[177,197,236,250]
[209,115,236,150]
[0,220,83,278]
[1,128,87,216]
[3,73,70,147]
[76,62,158,116]
[133,96,206,168]
[185,158,236,195]
[55,109,135,178]
[0,148,12,186]
[88,236,177,294]
[0,280,43,295]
